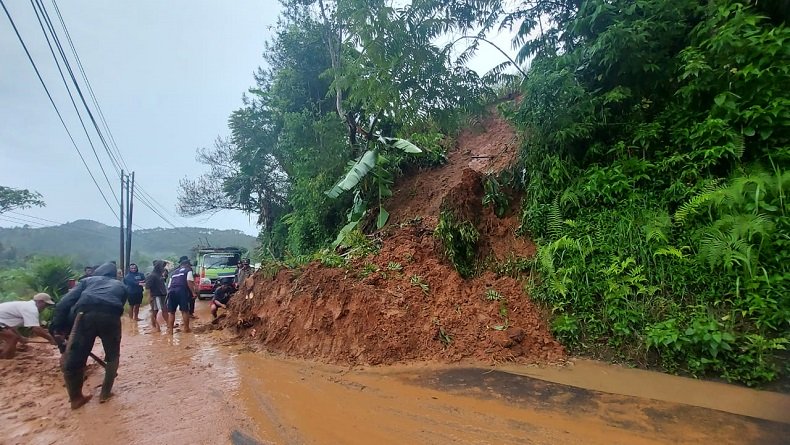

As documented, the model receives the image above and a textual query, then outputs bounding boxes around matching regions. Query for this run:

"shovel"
[24,339,107,368]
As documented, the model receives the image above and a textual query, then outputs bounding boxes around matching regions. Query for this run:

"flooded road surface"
[1,301,788,444]
[236,356,790,445]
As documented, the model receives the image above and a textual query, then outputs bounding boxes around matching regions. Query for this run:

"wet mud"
[416,368,790,445]
[1,302,788,444]
[227,115,560,367]
[237,355,790,445]
[0,302,255,445]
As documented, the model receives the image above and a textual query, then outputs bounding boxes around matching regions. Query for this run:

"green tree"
[178,0,498,255]
[0,185,45,214]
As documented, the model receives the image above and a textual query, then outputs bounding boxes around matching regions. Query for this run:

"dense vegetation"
[177,0,499,257]
[0,256,73,304]
[178,0,788,385]
[515,1,788,385]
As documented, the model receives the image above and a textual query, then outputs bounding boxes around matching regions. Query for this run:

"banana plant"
[325,137,422,228]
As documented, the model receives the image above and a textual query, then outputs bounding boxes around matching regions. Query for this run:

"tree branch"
[448,35,528,78]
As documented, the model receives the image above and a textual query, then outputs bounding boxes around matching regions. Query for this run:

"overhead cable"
[0,0,119,219]
[50,0,130,172]
[29,0,120,202]
[32,0,124,182]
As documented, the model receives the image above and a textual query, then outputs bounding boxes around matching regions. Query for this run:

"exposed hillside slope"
[387,114,520,227]
[226,114,564,366]
[0,219,257,265]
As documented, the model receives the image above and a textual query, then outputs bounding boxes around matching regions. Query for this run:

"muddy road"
[1,301,788,445]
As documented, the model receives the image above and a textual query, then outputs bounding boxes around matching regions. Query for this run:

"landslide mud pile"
[227,114,564,366]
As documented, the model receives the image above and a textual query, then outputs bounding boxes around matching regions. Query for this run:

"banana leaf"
[379,137,423,153]
[377,206,390,229]
[331,218,362,249]
[325,150,378,198]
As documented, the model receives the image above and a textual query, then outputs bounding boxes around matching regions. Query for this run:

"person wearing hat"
[0,293,58,359]
[236,258,252,287]
[166,256,197,334]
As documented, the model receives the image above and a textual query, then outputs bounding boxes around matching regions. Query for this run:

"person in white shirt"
[0,293,58,358]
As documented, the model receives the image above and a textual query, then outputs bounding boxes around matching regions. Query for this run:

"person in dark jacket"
[145,260,168,332]
[123,263,145,321]
[51,262,128,409]
[210,277,235,321]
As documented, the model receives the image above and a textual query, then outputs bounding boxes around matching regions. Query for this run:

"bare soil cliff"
[226,114,564,366]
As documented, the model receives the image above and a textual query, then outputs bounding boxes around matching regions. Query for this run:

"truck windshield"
[203,254,239,269]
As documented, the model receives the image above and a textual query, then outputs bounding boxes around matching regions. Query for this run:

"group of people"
[0,255,253,410]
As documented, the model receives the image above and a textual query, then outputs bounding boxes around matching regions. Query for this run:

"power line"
[0,214,121,242]
[6,211,68,227]
[135,184,185,223]
[131,190,202,246]
[34,0,121,174]
[0,214,47,228]
[49,0,129,173]
[11,0,204,236]
[7,210,126,230]
[32,0,123,179]
[0,213,110,239]
[134,189,179,229]
[44,1,197,233]
[136,189,186,226]
[1,0,119,219]
[3,210,219,262]
[11,1,183,233]
[29,0,120,203]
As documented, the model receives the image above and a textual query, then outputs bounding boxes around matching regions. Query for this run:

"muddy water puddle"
[2,300,788,445]
[499,360,790,423]
[236,356,790,445]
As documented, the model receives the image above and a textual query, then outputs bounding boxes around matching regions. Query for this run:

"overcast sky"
[1,1,515,236]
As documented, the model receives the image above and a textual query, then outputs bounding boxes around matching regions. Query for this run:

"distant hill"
[0,219,257,268]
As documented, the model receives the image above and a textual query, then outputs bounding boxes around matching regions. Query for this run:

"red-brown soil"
[227,112,563,366]
[386,113,520,227]
[3,308,786,445]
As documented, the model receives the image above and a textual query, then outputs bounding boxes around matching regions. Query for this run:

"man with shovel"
[52,262,127,409]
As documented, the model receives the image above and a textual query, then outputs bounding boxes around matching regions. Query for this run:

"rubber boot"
[64,369,84,400]
[99,360,119,402]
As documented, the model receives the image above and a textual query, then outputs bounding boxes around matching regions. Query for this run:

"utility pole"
[125,172,134,271]
[119,170,125,274]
